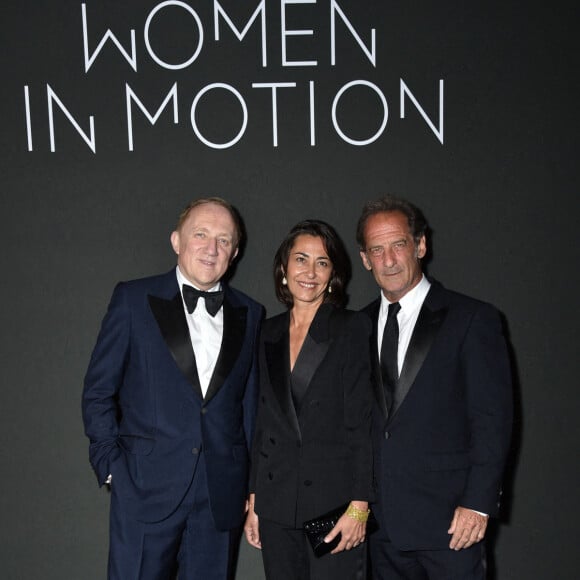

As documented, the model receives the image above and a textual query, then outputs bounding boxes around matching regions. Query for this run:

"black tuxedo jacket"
[250,303,374,528]
[362,280,512,550]
[82,269,264,528]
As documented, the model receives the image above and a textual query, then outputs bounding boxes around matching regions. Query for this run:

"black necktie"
[182,284,224,317]
[380,302,401,406]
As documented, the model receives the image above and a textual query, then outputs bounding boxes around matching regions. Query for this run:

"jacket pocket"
[118,434,155,455]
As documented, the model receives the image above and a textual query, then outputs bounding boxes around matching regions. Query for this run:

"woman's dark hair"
[273,220,351,308]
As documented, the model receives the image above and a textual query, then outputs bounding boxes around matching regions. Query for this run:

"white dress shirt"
[377,275,431,374]
[176,266,224,397]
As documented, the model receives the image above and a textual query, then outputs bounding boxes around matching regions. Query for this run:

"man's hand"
[324,501,368,554]
[448,506,488,550]
[244,494,262,549]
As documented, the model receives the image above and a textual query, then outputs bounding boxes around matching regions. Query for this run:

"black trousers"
[369,524,486,580]
[259,517,366,580]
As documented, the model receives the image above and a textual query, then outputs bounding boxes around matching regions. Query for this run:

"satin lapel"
[291,333,331,415]
[204,296,247,403]
[264,322,301,438]
[390,301,447,419]
[148,292,203,398]
[365,299,388,418]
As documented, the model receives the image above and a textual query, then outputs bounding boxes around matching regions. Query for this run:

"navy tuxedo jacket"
[82,270,264,528]
[362,281,512,550]
[250,304,374,528]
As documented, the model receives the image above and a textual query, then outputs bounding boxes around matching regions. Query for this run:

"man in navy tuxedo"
[357,196,512,579]
[82,198,264,580]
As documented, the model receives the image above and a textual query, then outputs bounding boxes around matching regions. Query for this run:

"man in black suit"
[82,198,264,580]
[357,196,512,579]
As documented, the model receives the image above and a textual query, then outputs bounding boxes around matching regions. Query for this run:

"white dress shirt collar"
[379,274,431,320]
[175,266,221,297]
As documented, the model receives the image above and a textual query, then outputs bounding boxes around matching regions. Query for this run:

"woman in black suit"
[244,220,374,580]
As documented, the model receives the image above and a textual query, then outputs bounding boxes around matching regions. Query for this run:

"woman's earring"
[282,276,287,286]
[328,284,332,293]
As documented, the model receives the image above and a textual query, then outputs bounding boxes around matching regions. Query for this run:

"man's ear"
[170,231,180,255]
[360,250,372,271]
[230,246,239,263]
[416,235,427,259]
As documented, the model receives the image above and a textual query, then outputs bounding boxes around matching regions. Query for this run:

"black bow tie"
[182,284,224,317]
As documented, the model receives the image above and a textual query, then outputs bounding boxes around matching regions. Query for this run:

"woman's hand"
[244,493,262,549]
[324,501,368,554]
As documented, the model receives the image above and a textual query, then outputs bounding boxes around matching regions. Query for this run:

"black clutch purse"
[303,503,348,557]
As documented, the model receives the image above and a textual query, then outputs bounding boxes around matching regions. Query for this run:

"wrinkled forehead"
[364,211,413,243]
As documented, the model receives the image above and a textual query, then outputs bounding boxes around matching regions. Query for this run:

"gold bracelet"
[345,503,370,523]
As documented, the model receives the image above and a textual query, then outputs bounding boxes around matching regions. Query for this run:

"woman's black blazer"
[249,303,374,528]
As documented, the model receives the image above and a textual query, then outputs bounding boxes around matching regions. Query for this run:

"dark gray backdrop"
[1,1,578,578]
